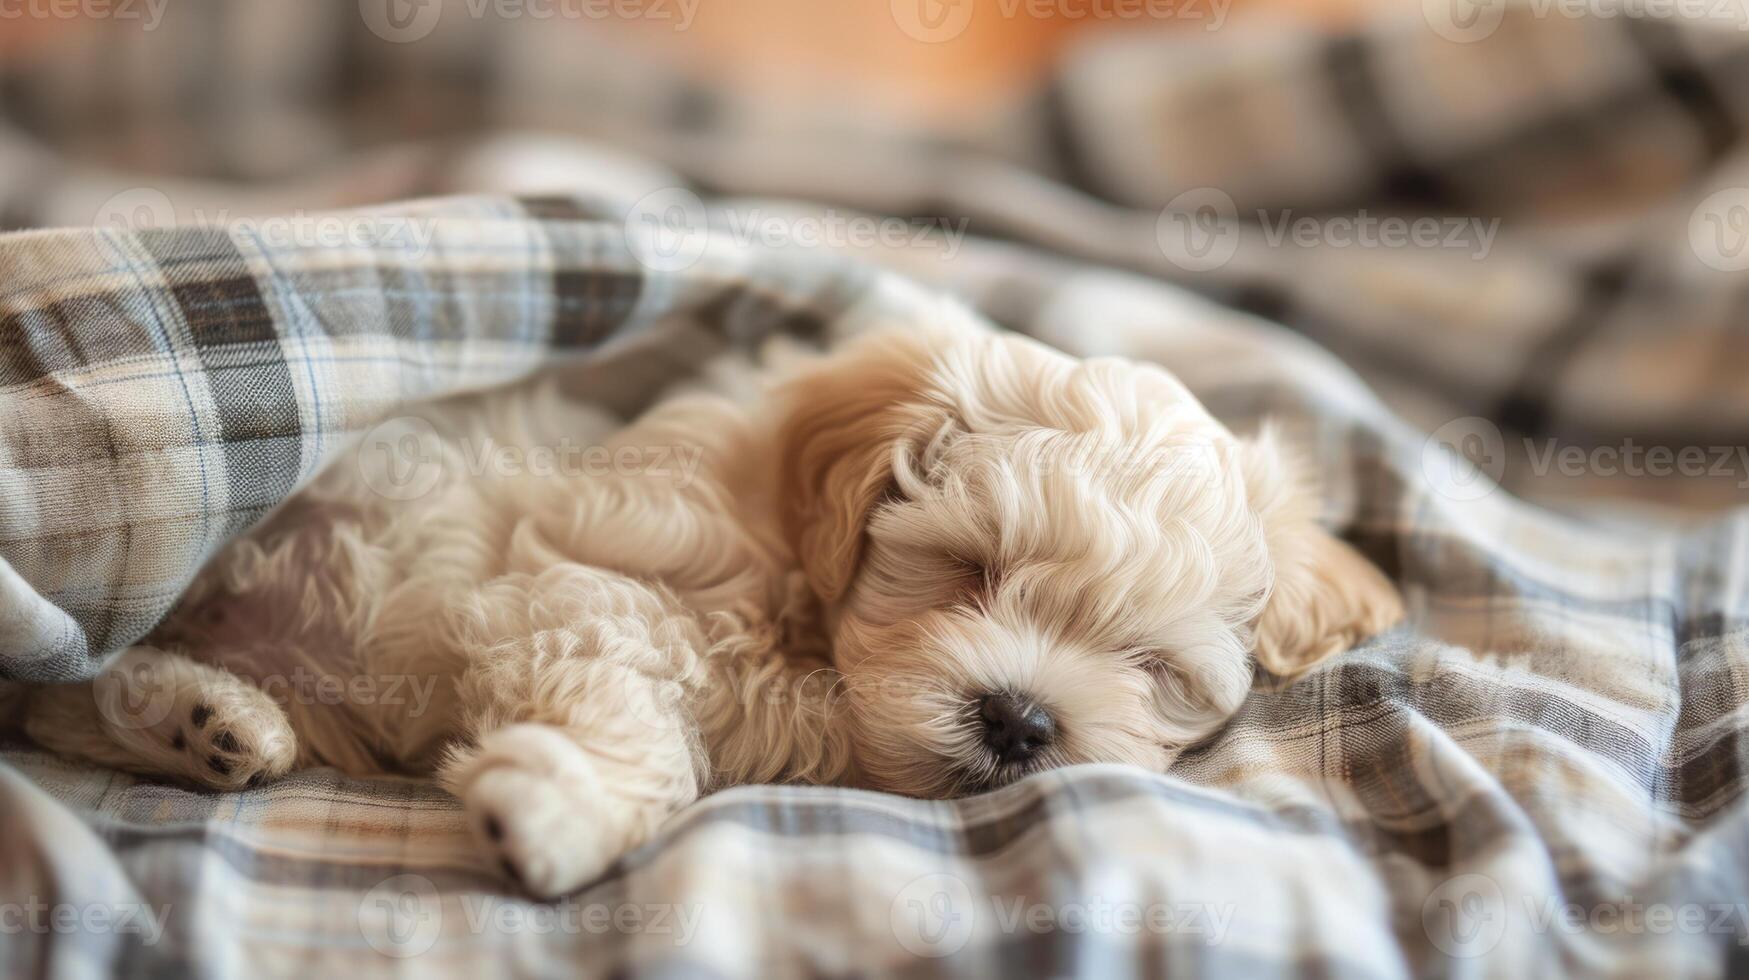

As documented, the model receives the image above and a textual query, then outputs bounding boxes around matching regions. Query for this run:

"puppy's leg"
[436,565,709,898]
[694,640,857,788]
[22,647,297,790]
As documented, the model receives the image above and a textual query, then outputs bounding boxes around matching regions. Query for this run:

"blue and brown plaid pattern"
[3,2,1749,977]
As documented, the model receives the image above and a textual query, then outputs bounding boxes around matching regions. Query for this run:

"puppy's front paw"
[95,649,297,790]
[454,725,621,898]
[169,692,297,790]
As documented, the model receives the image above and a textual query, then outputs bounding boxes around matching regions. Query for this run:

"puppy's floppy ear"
[777,329,948,603]
[1239,427,1403,676]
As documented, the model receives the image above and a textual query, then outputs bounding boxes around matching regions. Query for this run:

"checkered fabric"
[4,2,1749,977]
[0,193,884,682]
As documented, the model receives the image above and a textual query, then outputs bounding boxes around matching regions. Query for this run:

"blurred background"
[3,0,1748,517]
[8,9,1749,975]
[0,0,1376,129]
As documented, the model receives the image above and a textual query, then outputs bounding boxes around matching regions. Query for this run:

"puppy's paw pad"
[457,735,617,898]
[163,694,296,790]
[466,767,619,898]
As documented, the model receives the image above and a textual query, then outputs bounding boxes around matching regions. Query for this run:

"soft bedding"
[3,3,1749,977]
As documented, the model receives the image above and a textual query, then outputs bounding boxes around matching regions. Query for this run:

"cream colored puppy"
[18,314,1402,897]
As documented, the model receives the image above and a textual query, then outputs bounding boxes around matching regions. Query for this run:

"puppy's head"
[778,321,1402,797]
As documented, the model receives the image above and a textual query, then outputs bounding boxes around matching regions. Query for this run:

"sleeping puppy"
[18,312,1402,897]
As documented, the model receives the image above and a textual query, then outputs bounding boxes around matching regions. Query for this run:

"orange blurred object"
[622,0,1381,117]
[0,11,91,55]
[0,0,1383,113]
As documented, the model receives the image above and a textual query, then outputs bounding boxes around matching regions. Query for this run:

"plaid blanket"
[4,2,1749,977]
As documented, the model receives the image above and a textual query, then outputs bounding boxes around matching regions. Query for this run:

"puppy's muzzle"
[977,692,1055,764]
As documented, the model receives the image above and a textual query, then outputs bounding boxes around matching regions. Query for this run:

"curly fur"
[18,312,1402,896]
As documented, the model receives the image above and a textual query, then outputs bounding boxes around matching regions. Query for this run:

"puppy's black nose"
[978,692,1055,763]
